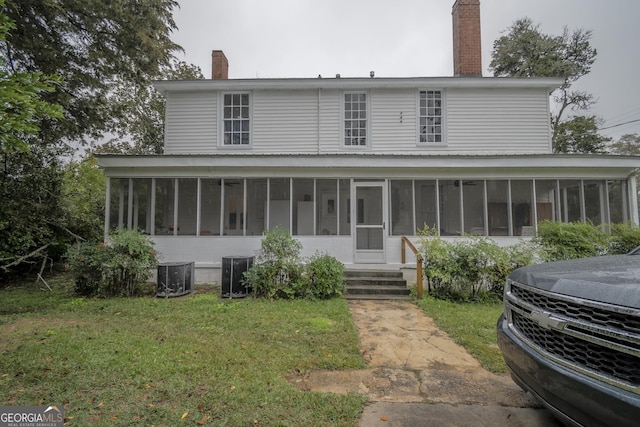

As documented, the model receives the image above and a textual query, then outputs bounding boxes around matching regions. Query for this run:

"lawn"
[0,276,367,426]
[416,296,507,374]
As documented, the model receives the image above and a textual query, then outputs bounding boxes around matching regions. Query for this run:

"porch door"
[353,182,387,263]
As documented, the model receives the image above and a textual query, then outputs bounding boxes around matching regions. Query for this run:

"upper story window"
[343,93,368,147]
[419,90,443,144]
[223,93,250,145]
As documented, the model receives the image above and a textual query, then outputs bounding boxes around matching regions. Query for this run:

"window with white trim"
[223,93,250,145]
[419,90,443,143]
[343,93,368,146]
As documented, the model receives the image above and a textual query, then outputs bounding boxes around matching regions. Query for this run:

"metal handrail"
[401,236,423,299]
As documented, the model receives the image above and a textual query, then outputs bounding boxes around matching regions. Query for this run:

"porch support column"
[629,175,639,224]
[150,179,156,236]
[532,179,538,231]
[104,177,111,239]
[127,178,134,229]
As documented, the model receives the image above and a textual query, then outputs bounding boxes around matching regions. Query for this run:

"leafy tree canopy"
[489,18,603,151]
[553,115,610,154]
[1,0,182,147]
[490,18,596,82]
[0,0,63,154]
[60,156,106,243]
[609,133,640,156]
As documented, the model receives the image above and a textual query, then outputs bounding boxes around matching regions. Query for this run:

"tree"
[60,156,106,243]
[609,133,640,156]
[2,0,182,146]
[553,116,610,154]
[0,1,65,276]
[0,146,65,276]
[0,0,182,275]
[489,18,600,151]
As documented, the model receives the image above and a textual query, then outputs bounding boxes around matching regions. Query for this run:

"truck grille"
[512,311,640,386]
[507,281,640,392]
[511,284,640,336]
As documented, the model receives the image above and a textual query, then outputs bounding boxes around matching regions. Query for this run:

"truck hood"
[509,254,640,309]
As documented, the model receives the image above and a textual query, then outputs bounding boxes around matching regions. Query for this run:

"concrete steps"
[345,269,411,300]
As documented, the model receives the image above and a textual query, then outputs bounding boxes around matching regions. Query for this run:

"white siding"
[162,86,553,156]
[445,88,551,154]
[318,90,342,152]
[251,90,319,153]
[164,91,217,154]
[370,89,418,152]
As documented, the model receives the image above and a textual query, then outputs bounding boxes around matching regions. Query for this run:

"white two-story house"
[97,0,640,283]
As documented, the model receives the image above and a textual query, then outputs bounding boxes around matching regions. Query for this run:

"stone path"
[288,300,563,426]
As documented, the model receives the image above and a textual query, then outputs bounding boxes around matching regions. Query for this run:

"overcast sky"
[170,0,640,141]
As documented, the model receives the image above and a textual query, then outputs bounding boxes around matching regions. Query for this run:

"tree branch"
[0,243,50,272]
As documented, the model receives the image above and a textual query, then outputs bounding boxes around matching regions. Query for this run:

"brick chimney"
[211,50,229,79]
[452,0,482,77]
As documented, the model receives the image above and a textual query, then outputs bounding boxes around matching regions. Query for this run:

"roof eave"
[95,153,640,171]
[152,76,563,95]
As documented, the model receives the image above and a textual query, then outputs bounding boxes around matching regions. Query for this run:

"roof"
[95,153,640,180]
[152,76,563,94]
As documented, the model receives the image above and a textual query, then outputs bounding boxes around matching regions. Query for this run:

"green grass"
[0,276,367,426]
[416,296,507,374]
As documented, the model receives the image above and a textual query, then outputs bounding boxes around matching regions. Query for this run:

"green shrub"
[418,226,455,298]
[244,227,304,299]
[303,252,345,299]
[66,229,158,297]
[66,241,110,296]
[609,223,640,254]
[101,229,159,296]
[418,226,536,302]
[256,226,302,264]
[535,220,609,261]
[244,229,345,300]
[417,219,639,303]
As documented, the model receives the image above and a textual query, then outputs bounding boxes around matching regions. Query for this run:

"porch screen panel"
[200,179,221,236]
[317,179,337,235]
[269,178,290,231]
[338,179,351,235]
[463,180,485,235]
[584,180,604,225]
[155,178,175,235]
[535,180,558,223]
[415,180,437,232]
[246,179,267,236]
[559,180,581,222]
[608,180,628,223]
[438,180,461,236]
[511,180,533,236]
[223,179,244,236]
[177,178,197,235]
[486,180,509,236]
[390,180,414,236]
[132,179,151,234]
[293,179,314,235]
[109,178,128,231]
